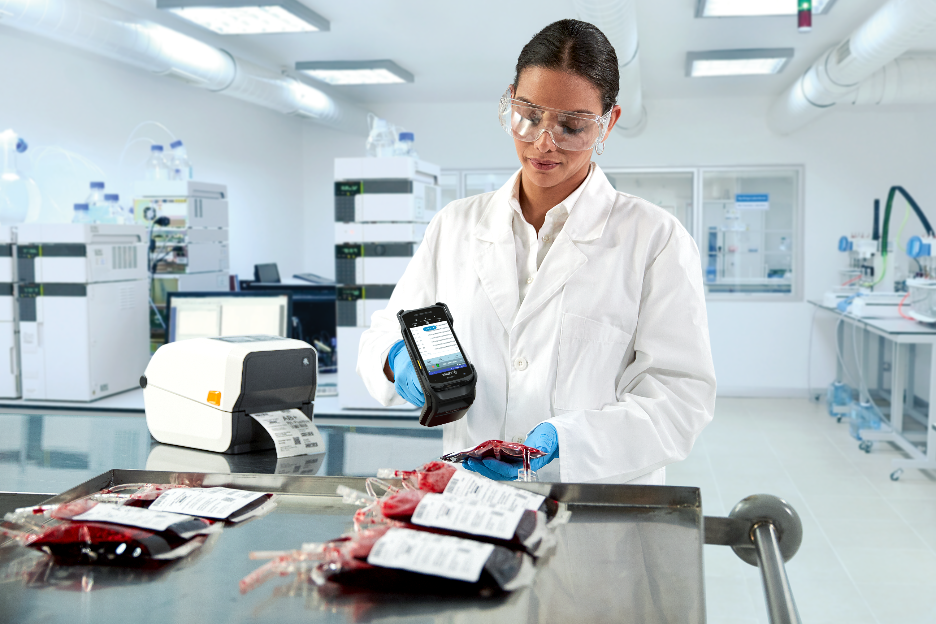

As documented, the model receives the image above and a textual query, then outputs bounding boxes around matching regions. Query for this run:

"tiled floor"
[666,397,936,624]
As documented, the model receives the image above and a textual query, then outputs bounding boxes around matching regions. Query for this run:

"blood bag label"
[412,493,524,540]
[72,502,194,532]
[249,409,322,458]
[149,487,266,519]
[443,470,546,511]
[367,528,494,583]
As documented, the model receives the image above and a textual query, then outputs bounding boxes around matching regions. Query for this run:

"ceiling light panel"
[296,61,414,85]
[697,0,836,17]
[686,49,794,77]
[300,69,405,85]
[157,1,329,34]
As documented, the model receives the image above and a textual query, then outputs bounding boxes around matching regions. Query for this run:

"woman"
[359,19,716,484]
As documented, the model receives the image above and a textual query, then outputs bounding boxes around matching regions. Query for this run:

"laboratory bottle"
[395,132,418,159]
[145,145,170,181]
[365,114,396,158]
[169,140,192,180]
[826,381,852,418]
[87,182,108,223]
[0,129,41,225]
[103,194,124,224]
[72,203,92,224]
[848,401,881,441]
[86,181,105,204]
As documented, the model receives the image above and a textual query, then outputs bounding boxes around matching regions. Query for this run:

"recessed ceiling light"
[157,0,329,34]
[696,0,836,17]
[296,61,414,85]
[686,49,794,77]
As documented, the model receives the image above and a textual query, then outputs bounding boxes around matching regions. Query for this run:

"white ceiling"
[121,0,936,105]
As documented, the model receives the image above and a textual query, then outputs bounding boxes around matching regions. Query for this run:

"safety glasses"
[498,89,612,153]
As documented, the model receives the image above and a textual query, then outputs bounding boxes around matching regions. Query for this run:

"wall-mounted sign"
[735,193,769,210]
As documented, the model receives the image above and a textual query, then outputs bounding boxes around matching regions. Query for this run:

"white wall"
[7,25,934,397]
[0,29,308,280]
[301,124,361,280]
[370,97,936,396]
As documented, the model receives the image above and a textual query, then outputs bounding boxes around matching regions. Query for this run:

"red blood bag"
[312,526,534,595]
[21,522,211,568]
[440,440,546,464]
[378,461,458,493]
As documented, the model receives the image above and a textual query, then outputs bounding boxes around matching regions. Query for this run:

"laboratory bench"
[0,410,804,624]
[0,411,439,498]
[809,300,936,479]
[0,373,421,419]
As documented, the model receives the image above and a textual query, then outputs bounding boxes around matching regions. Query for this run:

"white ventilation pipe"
[847,55,936,106]
[768,0,936,134]
[572,0,647,137]
[0,0,368,134]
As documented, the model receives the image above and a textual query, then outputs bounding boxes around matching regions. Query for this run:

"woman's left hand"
[463,423,559,481]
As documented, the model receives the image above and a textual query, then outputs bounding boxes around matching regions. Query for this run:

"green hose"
[871,187,897,287]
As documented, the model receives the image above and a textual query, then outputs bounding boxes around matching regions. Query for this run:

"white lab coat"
[358,164,716,484]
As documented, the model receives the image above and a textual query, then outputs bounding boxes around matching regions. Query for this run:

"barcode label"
[149,487,266,519]
[249,409,323,458]
[411,493,523,540]
[73,502,193,532]
[443,471,545,511]
[367,528,494,583]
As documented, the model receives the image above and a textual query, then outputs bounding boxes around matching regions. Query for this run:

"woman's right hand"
[387,340,425,407]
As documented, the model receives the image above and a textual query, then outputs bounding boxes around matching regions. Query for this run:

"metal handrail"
[752,521,802,624]
[705,494,803,624]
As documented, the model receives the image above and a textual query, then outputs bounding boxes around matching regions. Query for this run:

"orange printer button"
[207,391,221,406]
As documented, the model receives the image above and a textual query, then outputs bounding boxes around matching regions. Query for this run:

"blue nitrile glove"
[837,293,861,313]
[388,340,425,407]
[463,423,559,481]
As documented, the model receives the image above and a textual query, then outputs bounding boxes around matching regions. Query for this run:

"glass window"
[464,171,514,198]
[700,168,800,297]
[439,173,459,208]
[604,170,694,234]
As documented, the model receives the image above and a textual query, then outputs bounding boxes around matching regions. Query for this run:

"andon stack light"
[798,0,812,32]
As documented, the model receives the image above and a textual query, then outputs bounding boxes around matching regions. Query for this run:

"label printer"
[142,335,321,454]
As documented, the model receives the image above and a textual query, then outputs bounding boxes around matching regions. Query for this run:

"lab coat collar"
[562,163,615,242]
[513,229,587,327]
[473,164,616,332]
[511,165,614,326]
[473,169,522,332]
[474,169,520,244]
[474,163,614,243]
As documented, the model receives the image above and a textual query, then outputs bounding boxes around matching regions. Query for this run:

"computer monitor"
[165,291,292,343]
[254,263,281,283]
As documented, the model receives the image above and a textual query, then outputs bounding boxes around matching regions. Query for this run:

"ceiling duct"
[0,0,369,135]
[767,0,936,134]
[847,54,936,106]
[572,0,647,137]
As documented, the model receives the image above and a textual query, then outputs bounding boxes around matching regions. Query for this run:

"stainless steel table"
[1,470,706,624]
[0,412,804,623]
[0,412,442,495]
[809,300,936,478]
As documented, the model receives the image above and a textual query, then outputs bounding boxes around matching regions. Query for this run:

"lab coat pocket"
[554,313,631,411]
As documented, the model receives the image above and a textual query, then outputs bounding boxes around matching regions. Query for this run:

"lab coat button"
[526,276,534,284]
[512,436,525,443]
[514,357,528,371]
[542,234,550,242]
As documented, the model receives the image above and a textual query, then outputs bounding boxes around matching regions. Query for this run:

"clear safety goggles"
[498,89,613,152]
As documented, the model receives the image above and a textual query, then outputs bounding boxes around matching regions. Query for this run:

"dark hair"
[513,19,619,115]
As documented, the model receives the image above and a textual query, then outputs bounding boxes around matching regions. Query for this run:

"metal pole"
[752,522,802,624]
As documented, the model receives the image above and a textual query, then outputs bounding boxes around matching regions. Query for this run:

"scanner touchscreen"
[397,303,477,427]
[408,316,469,381]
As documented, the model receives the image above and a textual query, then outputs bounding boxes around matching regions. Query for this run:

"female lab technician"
[358,19,716,484]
